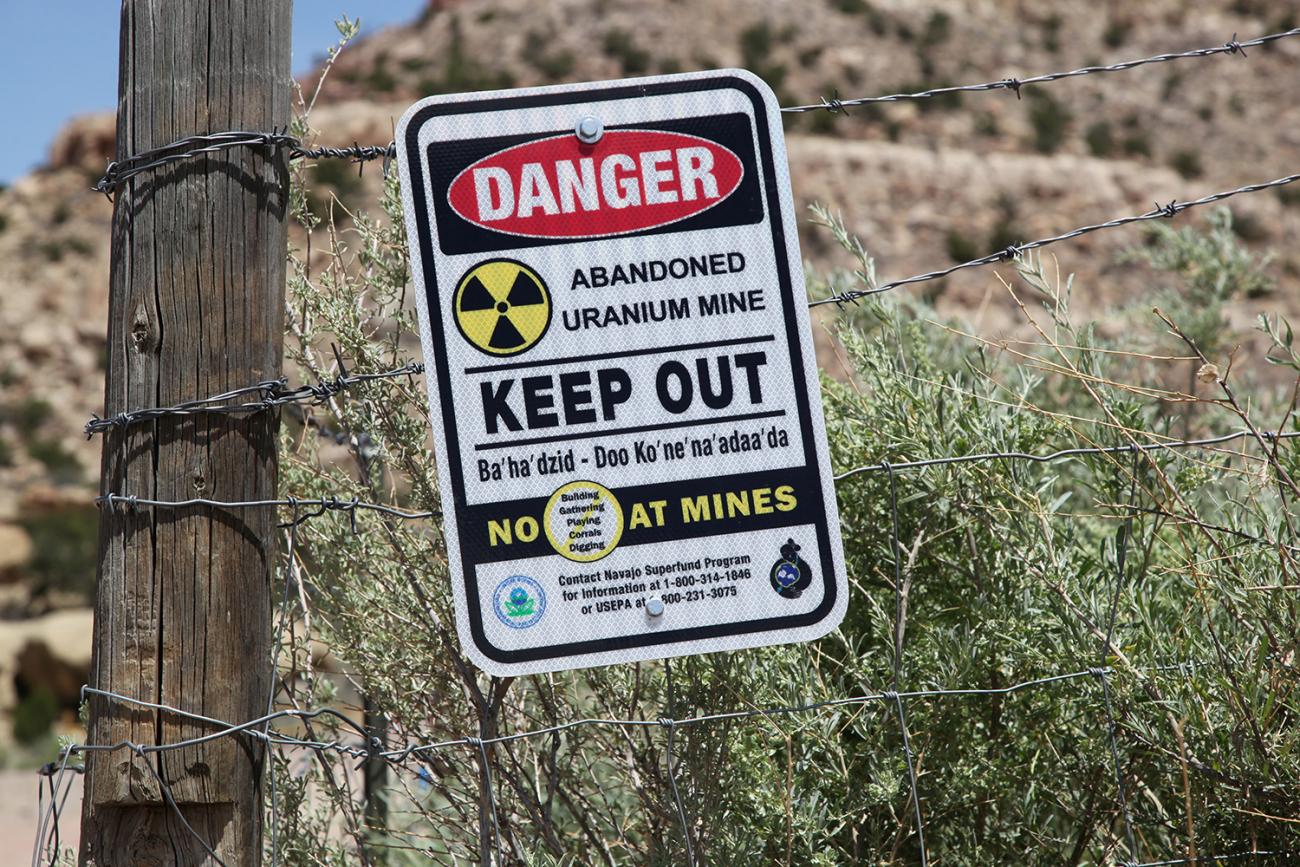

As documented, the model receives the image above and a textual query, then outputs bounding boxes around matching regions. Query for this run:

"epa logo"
[492,575,547,629]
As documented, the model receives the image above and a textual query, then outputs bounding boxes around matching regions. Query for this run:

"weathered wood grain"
[81,2,292,864]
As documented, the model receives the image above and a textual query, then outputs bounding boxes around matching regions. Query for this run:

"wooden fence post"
[80,1,292,864]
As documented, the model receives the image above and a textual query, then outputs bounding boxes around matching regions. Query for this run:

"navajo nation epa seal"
[493,576,546,629]
[770,539,813,599]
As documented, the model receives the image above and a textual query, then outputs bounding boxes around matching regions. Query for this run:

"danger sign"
[396,70,847,675]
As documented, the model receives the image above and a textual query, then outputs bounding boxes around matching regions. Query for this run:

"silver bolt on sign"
[575,115,604,144]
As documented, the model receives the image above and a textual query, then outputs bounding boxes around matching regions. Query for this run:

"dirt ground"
[5,767,83,865]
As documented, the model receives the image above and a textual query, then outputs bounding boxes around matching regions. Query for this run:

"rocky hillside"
[0,0,1299,746]
[305,0,1300,317]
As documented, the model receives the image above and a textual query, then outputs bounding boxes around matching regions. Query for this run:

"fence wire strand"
[885,464,930,865]
[783,27,1300,112]
[84,359,423,436]
[43,660,1286,866]
[809,171,1300,306]
[91,26,1300,195]
[1102,456,1141,861]
[662,658,697,867]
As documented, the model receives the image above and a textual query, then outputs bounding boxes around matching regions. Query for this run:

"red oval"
[447,129,744,239]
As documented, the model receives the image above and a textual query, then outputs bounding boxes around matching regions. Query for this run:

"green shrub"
[0,437,13,467]
[974,111,1000,137]
[921,10,952,47]
[806,104,840,135]
[1123,207,1273,355]
[1169,149,1203,179]
[366,54,397,93]
[27,439,83,484]
[1162,69,1184,99]
[308,157,363,216]
[1085,120,1114,157]
[1276,186,1300,208]
[1041,13,1063,52]
[1230,210,1269,244]
[738,23,789,97]
[832,0,889,33]
[418,16,514,96]
[12,688,59,744]
[65,237,93,257]
[0,211,8,233]
[4,397,52,433]
[19,507,98,599]
[1103,18,1129,48]
[524,30,576,80]
[271,113,1300,866]
[603,29,650,75]
[738,22,774,70]
[1027,90,1071,153]
[1122,127,1151,157]
[946,228,979,262]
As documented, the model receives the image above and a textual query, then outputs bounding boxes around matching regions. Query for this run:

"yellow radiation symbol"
[453,259,551,356]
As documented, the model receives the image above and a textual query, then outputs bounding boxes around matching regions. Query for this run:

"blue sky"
[0,1,425,184]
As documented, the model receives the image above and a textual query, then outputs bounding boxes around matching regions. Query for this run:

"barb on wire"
[784,27,1300,113]
[85,360,424,436]
[810,172,1300,306]
[834,429,1300,480]
[94,130,397,195]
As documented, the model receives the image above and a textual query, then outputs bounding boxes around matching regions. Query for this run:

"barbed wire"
[92,130,397,195]
[783,27,1300,112]
[85,359,423,436]
[37,656,1298,866]
[90,26,1300,196]
[88,428,1295,535]
[809,171,1300,306]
